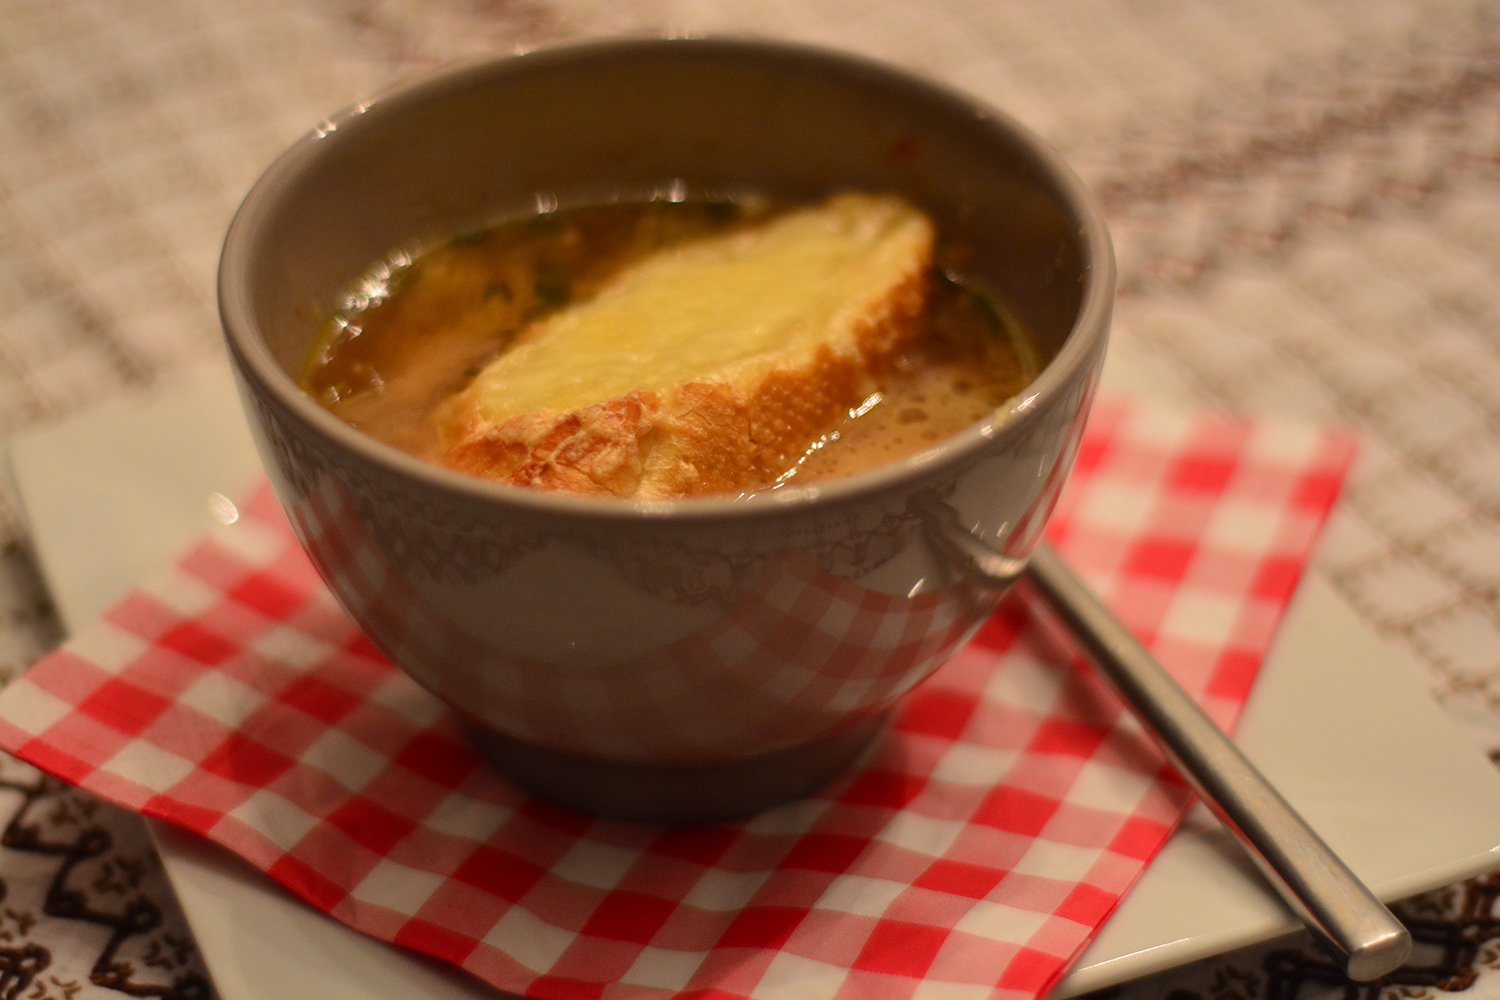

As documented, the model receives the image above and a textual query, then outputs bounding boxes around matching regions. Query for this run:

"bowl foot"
[464,714,887,824]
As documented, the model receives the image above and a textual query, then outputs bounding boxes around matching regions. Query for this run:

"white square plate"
[9,365,1500,1000]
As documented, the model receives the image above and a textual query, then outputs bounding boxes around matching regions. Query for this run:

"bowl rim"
[218,35,1115,525]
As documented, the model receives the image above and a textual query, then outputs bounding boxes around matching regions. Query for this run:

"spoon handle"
[1022,542,1411,981]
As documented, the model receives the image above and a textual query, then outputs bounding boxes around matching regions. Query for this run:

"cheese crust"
[436,193,936,498]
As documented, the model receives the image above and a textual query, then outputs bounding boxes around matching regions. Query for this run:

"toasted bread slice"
[436,192,935,498]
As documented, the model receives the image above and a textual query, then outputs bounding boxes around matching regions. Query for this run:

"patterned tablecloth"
[1,2,1499,998]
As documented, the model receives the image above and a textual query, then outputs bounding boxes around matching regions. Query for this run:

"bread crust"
[437,198,934,499]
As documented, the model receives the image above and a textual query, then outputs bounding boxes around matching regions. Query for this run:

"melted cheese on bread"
[437,193,935,498]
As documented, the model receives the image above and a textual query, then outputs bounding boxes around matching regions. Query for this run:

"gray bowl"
[219,38,1114,822]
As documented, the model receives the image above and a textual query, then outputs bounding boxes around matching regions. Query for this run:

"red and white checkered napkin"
[0,398,1355,1000]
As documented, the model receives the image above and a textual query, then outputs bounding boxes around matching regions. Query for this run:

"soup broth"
[304,197,1040,492]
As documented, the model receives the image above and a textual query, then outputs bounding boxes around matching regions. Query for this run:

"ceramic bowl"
[218,38,1114,822]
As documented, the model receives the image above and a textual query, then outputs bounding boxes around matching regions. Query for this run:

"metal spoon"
[1022,542,1411,981]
